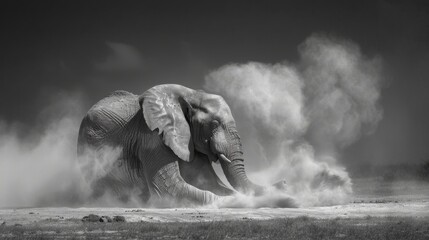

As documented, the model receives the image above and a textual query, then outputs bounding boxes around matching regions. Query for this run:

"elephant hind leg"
[87,157,150,205]
[89,175,150,205]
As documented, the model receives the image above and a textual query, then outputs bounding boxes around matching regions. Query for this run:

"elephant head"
[140,84,265,199]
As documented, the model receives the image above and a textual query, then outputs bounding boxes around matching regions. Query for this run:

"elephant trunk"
[219,147,266,196]
[210,126,266,196]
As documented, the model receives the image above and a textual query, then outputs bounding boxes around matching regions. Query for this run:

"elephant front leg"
[179,152,235,196]
[152,161,221,205]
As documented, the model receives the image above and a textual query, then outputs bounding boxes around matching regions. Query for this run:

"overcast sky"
[1,0,428,168]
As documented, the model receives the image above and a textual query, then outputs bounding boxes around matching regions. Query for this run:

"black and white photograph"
[1,0,429,239]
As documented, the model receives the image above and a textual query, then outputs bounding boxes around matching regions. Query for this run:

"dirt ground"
[0,178,428,239]
[1,178,428,225]
[0,200,428,225]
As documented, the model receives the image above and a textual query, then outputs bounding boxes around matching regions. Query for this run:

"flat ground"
[1,178,428,239]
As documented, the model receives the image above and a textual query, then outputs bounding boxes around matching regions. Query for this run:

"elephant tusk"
[219,154,232,163]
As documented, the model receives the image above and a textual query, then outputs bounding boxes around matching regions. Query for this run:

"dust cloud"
[0,92,87,207]
[0,92,135,208]
[205,34,383,206]
[0,34,383,208]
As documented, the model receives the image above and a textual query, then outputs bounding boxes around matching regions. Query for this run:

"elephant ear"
[140,86,194,162]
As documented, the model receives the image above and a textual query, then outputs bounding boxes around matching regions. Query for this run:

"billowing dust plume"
[0,93,127,207]
[0,93,86,207]
[0,34,383,208]
[205,34,383,206]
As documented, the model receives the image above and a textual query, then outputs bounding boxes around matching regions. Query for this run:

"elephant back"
[78,90,140,148]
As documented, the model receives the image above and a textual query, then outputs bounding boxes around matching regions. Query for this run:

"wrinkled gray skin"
[78,84,275,205]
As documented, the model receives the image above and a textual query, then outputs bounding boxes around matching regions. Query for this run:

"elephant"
[77,84,286,206]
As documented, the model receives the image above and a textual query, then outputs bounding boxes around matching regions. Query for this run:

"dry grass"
[1,216,428,239]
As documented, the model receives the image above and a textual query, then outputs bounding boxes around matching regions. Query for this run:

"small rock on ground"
[82,214,125,223]
[113,216,126,222]
[82,214,101,222]
[100,216,112,223]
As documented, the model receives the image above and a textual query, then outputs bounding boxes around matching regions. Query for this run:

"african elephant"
[77,84,276,206]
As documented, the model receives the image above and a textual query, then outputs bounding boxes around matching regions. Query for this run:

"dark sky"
[1,0,429,168]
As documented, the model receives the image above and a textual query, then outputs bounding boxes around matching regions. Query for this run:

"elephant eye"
[211,120,220,128]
